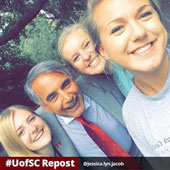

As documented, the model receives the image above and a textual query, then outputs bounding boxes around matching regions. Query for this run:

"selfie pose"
[87,0,170,157]
[0,105,56,157]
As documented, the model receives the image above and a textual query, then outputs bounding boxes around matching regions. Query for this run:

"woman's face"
[13,108,51,151]
[62,29,106,75]
[94,0,168,73]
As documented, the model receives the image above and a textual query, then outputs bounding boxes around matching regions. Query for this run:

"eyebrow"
[26,114,33,122]
[16,126,23,136]
[82,38,89,46]
[46,92,57,101]
[61,78,70,89]
[108,5,151,25]
[71,38,88,60]
[16,114,32,133]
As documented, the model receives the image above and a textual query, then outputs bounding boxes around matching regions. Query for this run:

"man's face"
[32,71,84,117]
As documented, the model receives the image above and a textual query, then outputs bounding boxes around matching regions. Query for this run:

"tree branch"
[0,0,49,46]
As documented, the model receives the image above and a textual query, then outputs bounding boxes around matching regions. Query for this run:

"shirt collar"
[58,94,90,124]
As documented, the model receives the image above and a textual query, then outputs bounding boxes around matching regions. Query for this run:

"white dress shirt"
[56,94,133,157]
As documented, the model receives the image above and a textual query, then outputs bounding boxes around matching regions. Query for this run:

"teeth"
[134,43,151,54]
[34,130,43,142]
[89,57,98,67]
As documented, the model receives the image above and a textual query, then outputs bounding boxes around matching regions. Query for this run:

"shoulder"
[77,74,121,93]
[77,74,115,84]
[35,107,56,122]
[77,74,125,107]
[122,86,138,117]
[35,106,45,116]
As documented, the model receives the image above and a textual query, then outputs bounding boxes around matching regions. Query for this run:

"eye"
[62,79,71,89]
[17,129,24,137]
[47,92,58,102]
[73,55,79,62]
[29,116,35,123]
[49,93,57,102]
[140,11,152,19]
[84,41,90,48]
[111,26,123,34]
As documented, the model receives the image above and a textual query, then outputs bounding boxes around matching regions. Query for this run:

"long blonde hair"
[0,105,39,157]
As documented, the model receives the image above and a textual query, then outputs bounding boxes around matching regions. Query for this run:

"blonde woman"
[0,105,56,157]
[87,0,170,157]
[58,23,133,97]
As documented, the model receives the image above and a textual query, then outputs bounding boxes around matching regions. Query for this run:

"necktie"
[75,115,143,169]
[75,115,130,157]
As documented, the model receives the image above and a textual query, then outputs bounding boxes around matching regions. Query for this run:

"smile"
[33,129,43,142]
[88,56,99,67]
[65,96,78,110]
[131,41,155,55]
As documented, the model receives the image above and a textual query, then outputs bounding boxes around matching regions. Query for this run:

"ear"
[41,105,52,112]
[98,45,109,60]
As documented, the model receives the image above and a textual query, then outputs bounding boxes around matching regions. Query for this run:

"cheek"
[89,45,95,52]
[36,119,44,125]
[74,86,80,93]
[51,103,61,111]
[147,20,163,34]
[74,62,85,72]
[158,25,167,41]
[20,136,30,147]
[70,83,79,92]
[102,36,126,61]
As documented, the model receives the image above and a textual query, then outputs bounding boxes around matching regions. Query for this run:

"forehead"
[32,72,72,96]
[65,29,90,43]
[63,29,90,56]
[94,0,151,27]
[32,72,70,87]
[13,109,31,128]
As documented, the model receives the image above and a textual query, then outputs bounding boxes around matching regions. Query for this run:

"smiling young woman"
[86,0,170,160]
[58,23,133,97]
[0,105,55,157]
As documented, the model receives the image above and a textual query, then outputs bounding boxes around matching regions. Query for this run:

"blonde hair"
[0,105,39,157]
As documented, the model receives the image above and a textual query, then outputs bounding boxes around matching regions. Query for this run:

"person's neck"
[132,51,169,96]
[36,143,55,157]
[104,60,114,75]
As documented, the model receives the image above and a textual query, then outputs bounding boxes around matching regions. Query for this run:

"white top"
[123,46,170,157]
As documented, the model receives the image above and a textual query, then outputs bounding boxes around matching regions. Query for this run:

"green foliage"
[0,42,36,110]
[19,16,61,63]
[44,0,87,29]
[0,0,87,111]
[0,0,37,35]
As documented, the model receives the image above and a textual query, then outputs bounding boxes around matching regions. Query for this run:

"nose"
[80,50,91,61]
[59,90,72,101]
[28,125,37,134]
[130,21,147,42]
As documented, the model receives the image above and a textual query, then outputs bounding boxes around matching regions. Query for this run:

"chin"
[73,107,84,118]
[72,110,83,118]
[93,68,104,75]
